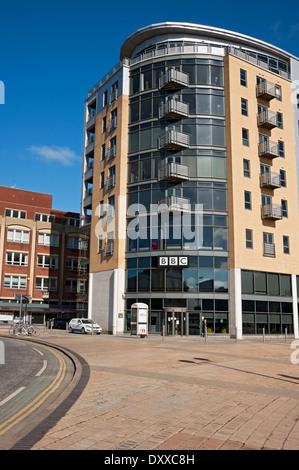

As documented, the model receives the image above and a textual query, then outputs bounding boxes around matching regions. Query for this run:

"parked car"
[68,318,102,334]
[53,319,69,330]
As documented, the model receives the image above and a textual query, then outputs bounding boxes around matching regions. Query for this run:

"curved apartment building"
[81,22,299,338]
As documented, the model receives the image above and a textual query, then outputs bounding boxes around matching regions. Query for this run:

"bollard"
[204,320,207,343]
[66,322,68,335]
[263,327,265,343]
[285,328,288,343]
[235,327,238,342]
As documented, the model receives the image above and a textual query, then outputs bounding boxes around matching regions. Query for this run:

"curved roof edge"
[120,22,296,61]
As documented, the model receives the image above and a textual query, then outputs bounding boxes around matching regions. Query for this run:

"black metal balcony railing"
[158,130,189,150]
[263,242,276,257]
[261,203,282,220]
[159,99,189,119]
[257,110,277,129]
[259,140,279,159]
[256,80,276,100]
[158,162,189,182]
[159,69,189,90]
[260,171,281,189]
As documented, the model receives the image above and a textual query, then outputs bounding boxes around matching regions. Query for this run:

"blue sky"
[0,0,298,212]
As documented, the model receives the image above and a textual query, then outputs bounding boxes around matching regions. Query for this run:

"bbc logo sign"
[158,256,189,267]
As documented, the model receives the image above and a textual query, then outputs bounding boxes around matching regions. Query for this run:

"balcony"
[84,164,93,182]
[80,214,91,227]
[159,99,189,119]
[108,116,117,132]
[83,188,93,209]
[86,135,95,155]
[107,146,116,161]
[158,130,189,150]
[259,140,279,159]
[158,162,189,182]
[256,80,276,100]
[263,243,276,257]
[159,69,189,90]
[261,203,282,220]
[110,89,118,104]
[106,174,115,190]
[159,195,191,213]
[260,171,281,189]
[104,240,114,256]
[86,110,96,130]
[258,110,278,130]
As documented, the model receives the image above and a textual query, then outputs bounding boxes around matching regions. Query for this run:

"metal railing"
[159,69,189,89]
[158,162,189,181]
[159,195,191,213]
[107,146,116,161]
[257,110,277,129]
[263,243,276,257]
[108,116,117,132]
[259,140,279,158]
[106,174,115,190]
[256,80,276,99]
[261,203,282,220]
[159,99,189,119]
[260,171,281,188]
[158,130,189,149]
[104,240,114,256]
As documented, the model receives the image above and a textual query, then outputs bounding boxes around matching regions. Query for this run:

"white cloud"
[28,145,81,166]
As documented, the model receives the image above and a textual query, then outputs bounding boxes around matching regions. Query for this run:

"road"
[0,336,75,449]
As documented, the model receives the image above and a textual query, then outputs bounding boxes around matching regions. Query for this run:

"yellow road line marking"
[0,346,66,435]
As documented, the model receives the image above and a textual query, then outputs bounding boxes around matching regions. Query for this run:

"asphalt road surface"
[0,336,73,449]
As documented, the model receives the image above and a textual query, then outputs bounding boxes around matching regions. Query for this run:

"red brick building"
[0,186,89,323]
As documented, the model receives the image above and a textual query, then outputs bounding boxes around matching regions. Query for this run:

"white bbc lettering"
[159,257,168,266]
[179,256,188,265]
[169,257,178,265]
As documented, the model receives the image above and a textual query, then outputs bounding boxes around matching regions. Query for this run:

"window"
[7,229,30,244]
[66,258,87,271]
[102,143,106,160]
[297,94,299,109]
[244,191,251,210]
[281,200,288,217]
[35,213,55,223]
[36,277,57,291]
[99,200,104,217]
[241,98,248,116]
[242,128,249,146]
[280,170,286,187]
[103,90,108,107]
[64,217,79,226]
[101,171,105,188]
[278,141,285,158]
[246,229,253,249]
[275,85,282,101]
[67,236,88,250]
[6,252,28,266]
[38,233,59,247]
[243,159,250,177]
[277,112,283,129]
[102,116,107,132]
[37,255,58,269]
[66,279,86,293]
[4,275,27,289]
[5,209,26,219]
[240,69,247,86]
[283,236,290,254]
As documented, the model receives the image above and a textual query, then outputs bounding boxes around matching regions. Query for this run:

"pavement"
[2,329,299,451]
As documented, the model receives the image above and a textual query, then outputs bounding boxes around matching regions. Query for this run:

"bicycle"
[9,323,40,337]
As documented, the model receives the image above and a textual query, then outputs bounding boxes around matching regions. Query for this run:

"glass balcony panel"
[159,69,189,90]
[158,162,189,181]
[259,140,279,159]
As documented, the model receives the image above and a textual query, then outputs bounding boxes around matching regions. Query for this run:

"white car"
[68,318,102,335]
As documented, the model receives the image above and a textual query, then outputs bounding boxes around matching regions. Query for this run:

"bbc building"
[80,22,299,339]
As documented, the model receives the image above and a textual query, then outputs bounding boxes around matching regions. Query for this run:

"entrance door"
[164,308,187,336]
